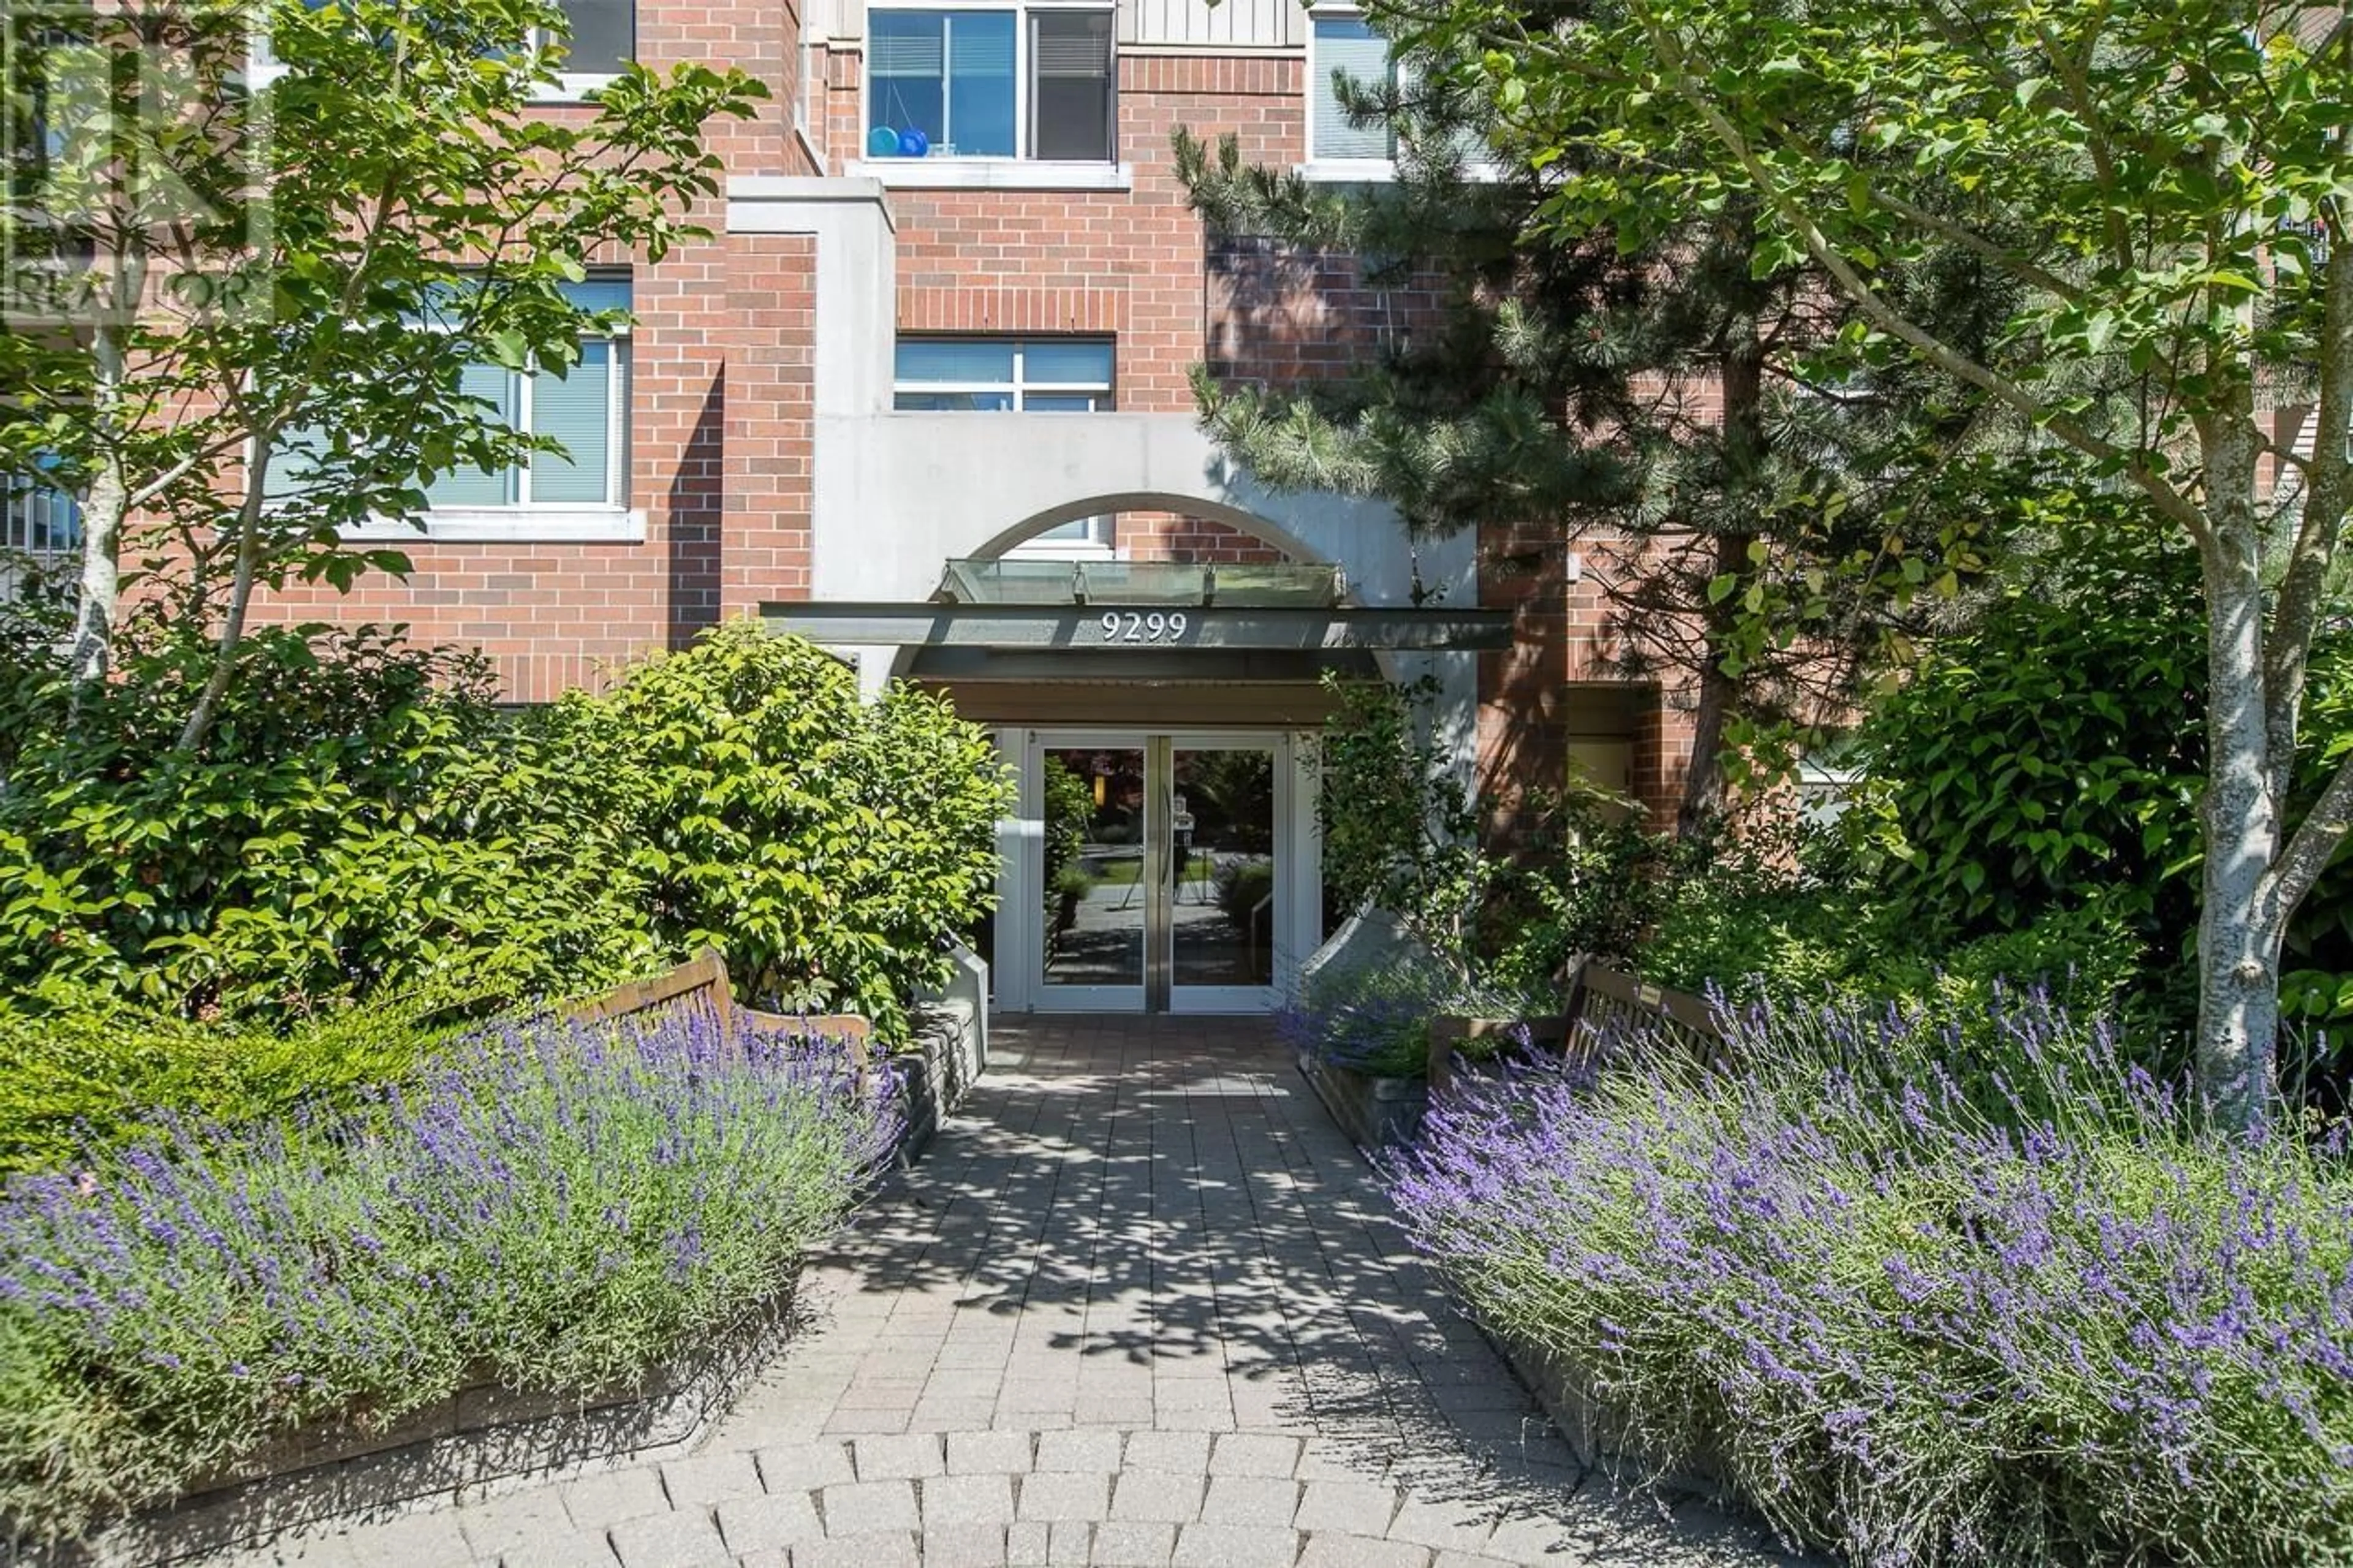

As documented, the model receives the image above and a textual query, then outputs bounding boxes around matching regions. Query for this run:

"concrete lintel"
[724,175,897,232]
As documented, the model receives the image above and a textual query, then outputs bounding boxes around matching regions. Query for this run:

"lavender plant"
[0,1009,893,1542]
[1278,955,1540,1078]
[1390,991,2353,1566]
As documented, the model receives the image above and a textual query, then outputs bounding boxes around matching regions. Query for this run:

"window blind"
[425,362,519,509]
[1312,18,1393,161]
[529,340,614,505]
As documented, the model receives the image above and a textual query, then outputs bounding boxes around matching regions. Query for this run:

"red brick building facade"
[240,0,1698,1008]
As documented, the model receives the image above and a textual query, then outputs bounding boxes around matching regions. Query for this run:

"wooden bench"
[563,947,874,1074]
[1426,958,1720,1095]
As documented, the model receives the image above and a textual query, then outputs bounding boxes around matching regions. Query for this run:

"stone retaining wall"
[1293,1050,1427,1153]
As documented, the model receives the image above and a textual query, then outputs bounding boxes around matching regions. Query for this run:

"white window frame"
[892,337,1116,556]
[1302,9,1398,180]
[999,513,1115,556]
[1,473,79,558]
[331,282,642,544]
[891,336,1115,412]
[247,6,627,102]
[860,0,1117,167]
[529,2,632,99]
[1299,8,1504,184]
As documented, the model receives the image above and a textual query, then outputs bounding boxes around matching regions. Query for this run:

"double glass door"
[1026,730,1289,1012]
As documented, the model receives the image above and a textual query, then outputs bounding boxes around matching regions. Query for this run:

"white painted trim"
[729,175,896,212]
[540,73,622,102]
[846,159,1134,191]
[341,508,647,543]
[1116,42,1305,56]
[995,733,1044,1012]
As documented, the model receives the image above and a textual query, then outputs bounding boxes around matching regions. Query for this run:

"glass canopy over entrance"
[938,558,1347,607]
[758,557,1511,1012]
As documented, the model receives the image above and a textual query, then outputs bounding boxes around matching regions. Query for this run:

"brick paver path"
[224,1017,1800,1567]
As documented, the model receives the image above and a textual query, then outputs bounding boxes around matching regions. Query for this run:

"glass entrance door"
[1169,743,1278,1008]
[1039,741,1148,1006]
[1028,731,1290,1012]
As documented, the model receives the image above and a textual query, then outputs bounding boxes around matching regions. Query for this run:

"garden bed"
[1294,1048,1426,1153]
[66,1288,800,1568]
[1391,988,2353,1566]
[0,1004,898,1557]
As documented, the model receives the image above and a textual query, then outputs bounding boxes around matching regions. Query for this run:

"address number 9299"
[1098,610,1189,644]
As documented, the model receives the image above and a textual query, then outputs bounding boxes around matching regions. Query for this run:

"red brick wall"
[1118,512,1286,564]
[241,20,1700,825]
[855,53,1306,412]
[1476,519,1696,834]
[256,231,817,703]
[1204,240,1447,388]
[252,0,821,700]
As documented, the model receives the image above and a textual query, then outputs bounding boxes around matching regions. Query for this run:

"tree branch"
[1626,6,2212,540]
[2264,145,2353,787]
[2262,744,2353,931]
[2031,12,2138,275]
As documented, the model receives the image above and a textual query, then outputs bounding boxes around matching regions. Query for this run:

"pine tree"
[1174,16,2017,833]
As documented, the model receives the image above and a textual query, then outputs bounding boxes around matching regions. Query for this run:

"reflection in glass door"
[1028,732,1294,1012]
[1041,744,1147,999]
[1170,745,1276,1004]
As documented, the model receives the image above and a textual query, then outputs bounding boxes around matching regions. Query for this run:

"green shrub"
[1645,858,2156,1045]
[1846,510,2353,1027]
[0,986,473,1175]
[1316,675,1666,987]
[546,621,1012,1037]
[1,616,1013,1042]
[0,621,660,1018]
[0,1009,889,1541]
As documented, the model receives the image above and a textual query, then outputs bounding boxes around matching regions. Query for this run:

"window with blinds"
[1309,15,1396,164]
[426,279,629,510]
[1033,12,1114,162]
[267,276,631,515]
[867,5,1115,162]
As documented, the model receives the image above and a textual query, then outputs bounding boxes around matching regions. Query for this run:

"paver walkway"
[225,1017,1801,1568]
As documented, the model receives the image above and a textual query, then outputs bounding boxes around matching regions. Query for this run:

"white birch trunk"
[2194,414,2284,1133]
[67,318,127,691]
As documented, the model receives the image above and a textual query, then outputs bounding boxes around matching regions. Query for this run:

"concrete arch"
[971,491,1328,568]
[811,410,1472,609]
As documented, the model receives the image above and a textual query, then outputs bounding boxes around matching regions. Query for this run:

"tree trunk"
[67,320,129,696]
[174,485,268,756]
[1677,627,1738,836]
[67,462,123,689]
[1678,333,1766,839]
[2194,415,2283,1134]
